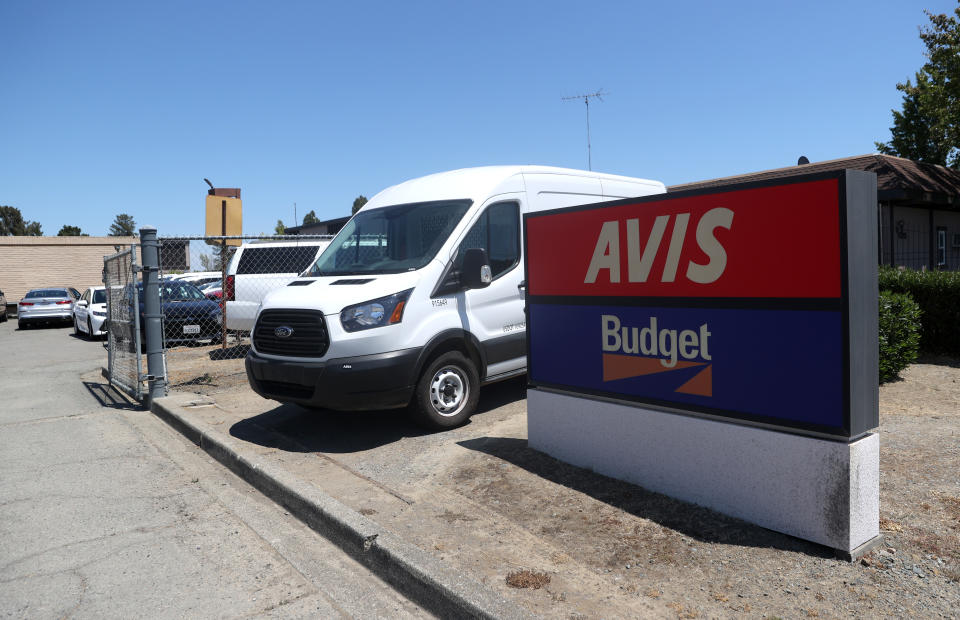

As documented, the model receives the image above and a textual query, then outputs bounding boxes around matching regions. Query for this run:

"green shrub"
[878,290,921,383]
[878,266,960,356]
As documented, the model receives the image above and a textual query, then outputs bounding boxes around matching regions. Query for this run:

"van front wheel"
[411,351,479,429]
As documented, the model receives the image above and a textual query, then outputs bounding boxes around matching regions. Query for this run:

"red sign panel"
[526,178,842,298]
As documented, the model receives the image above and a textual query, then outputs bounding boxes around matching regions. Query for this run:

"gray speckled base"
[528,389,879,554]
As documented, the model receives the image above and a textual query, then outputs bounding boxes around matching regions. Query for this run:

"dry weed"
[505,570,551,589]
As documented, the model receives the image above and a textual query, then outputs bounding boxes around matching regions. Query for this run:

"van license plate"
[183,325,200,334]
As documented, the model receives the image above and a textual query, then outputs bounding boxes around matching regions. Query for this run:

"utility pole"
[562,90,608,170]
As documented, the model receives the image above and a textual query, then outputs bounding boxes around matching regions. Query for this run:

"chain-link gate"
[155,234,332,391]
[103,245,143,400]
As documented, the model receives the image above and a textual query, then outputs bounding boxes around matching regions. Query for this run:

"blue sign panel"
[528,303,844,430]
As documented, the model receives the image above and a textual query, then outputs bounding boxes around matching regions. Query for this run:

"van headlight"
[340,289,412,332]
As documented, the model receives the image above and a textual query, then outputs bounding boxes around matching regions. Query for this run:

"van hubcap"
[430,367,466,416]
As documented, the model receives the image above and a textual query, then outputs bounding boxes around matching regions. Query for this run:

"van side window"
[237,246,320,275]
[436,202,519,294]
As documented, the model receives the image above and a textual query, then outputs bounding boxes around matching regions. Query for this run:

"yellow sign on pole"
[205,195,242,246]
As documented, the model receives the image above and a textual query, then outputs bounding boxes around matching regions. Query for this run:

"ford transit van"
[244,166,665,428]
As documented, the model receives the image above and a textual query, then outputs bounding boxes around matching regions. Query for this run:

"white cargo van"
[244,166,664,428]
[225,239,331,331]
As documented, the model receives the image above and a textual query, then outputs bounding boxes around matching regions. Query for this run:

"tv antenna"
[562,89,608,170]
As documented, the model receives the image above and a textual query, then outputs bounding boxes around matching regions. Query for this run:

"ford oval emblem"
[274,326,294,339]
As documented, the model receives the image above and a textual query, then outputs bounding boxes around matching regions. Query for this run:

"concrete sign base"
[528,389,881,557]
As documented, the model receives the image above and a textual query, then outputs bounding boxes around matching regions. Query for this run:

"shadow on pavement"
[209,343,250,361]
[230,404,430,453]
[229,377,528,454]
[916,353,960,369]
[457,435,834,556]
[83,381,143,411]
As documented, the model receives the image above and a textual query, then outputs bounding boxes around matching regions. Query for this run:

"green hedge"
[878,290,921,383]
[878,266,960,356]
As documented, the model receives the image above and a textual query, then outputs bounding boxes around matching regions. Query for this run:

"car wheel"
[18,319,26,330]
[410,351,479,430]
[88,318,95,340]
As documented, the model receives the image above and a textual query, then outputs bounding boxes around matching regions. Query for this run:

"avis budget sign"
[524,170,879,440]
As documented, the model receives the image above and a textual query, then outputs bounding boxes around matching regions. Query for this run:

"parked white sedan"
[74,286,108,339]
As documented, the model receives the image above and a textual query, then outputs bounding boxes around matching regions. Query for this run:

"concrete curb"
[152,396,534,620]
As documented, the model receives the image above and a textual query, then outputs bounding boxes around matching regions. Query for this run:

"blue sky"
[0,1,953,237]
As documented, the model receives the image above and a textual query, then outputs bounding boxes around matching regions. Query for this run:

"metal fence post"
[140,227,167,405]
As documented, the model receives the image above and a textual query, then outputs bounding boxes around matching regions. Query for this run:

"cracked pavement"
[0,320,429,619]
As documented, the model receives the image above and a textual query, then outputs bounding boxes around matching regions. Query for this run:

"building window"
[937,227,946,267]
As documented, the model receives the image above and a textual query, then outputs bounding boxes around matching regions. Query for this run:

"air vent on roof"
[287,280,315,287]
[331,279,374,285]
[798,156,810,165]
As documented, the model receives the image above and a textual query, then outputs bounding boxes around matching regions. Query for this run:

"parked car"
[171,271,223,288]
[198,280,223,301]
[18,287,80,329]
[133,280,223,345]
[225,239,330,332]
[0,289,7,322]
[74,286,108,339]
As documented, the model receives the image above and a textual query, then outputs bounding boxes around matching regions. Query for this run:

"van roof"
[365,166,663,209]
[237,239,332,249]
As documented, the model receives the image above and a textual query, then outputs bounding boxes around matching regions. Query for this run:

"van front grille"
[253,310,329,357]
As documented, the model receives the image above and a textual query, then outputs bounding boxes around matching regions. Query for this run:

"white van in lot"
[225,239,331,332]
[244,166,665,428]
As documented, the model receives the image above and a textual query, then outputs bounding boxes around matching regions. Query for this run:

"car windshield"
[26,289,69,298]
[305,200,471,276]
[137,282,207,302]
[92,290,107,304]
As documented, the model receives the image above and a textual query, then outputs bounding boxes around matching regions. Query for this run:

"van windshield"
[305,200,471,276]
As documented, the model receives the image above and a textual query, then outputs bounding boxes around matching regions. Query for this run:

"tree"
[302,210,320,226]
[877,5,960,168]
[199,245,235,271]
[109,213,137,236]
[57,225,87,236]
[352,195,368,215]
[275,220,286,235]
[0,205,42,236]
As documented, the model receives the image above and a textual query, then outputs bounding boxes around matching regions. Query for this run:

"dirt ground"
[160,343,960,619]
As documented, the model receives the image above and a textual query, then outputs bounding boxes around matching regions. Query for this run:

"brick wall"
[0,236,139,307]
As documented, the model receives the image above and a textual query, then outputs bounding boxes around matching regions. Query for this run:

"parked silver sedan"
[18,287,80,329]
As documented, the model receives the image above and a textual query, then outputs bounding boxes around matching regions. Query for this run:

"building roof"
[285,215,350,235]
[0,235,138,246]
[668,154,960,207]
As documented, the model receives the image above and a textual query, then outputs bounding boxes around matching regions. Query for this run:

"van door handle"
[518,280,526,292]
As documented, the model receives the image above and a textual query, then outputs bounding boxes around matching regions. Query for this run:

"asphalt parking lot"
[0,320,430,618]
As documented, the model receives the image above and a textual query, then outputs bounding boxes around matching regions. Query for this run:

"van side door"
[443,199,525,380]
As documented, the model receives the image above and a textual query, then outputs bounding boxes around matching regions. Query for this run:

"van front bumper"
[245,348,420,411]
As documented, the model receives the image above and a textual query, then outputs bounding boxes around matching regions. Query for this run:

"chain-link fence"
[103,245,143,400]
[155,235,332,392]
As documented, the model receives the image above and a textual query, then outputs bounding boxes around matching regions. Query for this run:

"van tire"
[411,351,479,429]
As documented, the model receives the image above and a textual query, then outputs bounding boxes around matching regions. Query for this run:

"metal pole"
[221,200,228,349]
[102,264,113,379]
[585,96,592,171]
[140,227,167,406]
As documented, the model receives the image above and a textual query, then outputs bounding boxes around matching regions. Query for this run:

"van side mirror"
[462,248,492,289]
[77,300,88,308]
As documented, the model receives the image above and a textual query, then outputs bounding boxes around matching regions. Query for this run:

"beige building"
[0,236,139,309]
